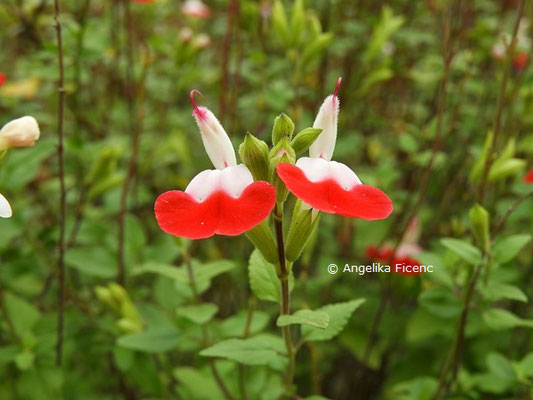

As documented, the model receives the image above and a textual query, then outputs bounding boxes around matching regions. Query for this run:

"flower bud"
[286,201,321,262]
[190,90,237,170]
[95,285,119,312]
[469,203,490,253]
[0,192,12,218]
[271,152,293,203]
[239,133,270,181]
[117,318,142,333]
[272,113,295,145]
[245,220,278,264]
[309,78,341,161]
[290,127,322,156]
[0,116,40,150]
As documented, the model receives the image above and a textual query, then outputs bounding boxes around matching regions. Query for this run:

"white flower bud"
[0,192,12,218]
[309,78,341,161]
[190,90,237,170]
[0,116,40,150]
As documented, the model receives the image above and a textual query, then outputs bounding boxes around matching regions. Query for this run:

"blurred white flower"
[192,33,211,49]
[181,0,211,19]
[0,116,40,150]
[0,192,12,218]
[179,27,194,43]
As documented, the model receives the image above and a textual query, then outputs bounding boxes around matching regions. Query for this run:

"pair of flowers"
[154,79,393,240]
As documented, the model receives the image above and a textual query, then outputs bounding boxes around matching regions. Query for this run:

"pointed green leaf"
[277,309,329,329]
[440,238,482,265]
[302,299,365,341]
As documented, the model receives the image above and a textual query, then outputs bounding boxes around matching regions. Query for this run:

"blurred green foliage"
[0,0,533,399]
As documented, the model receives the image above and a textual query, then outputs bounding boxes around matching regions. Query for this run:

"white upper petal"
[185,164,254,201]
[0,116,40,149]
[0,192,12,218]
[193,107,237,170]
[296,157,362,190]
[309,94,339,161]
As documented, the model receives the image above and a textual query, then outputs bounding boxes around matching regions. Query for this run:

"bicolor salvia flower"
[0,115,41,218]
[276,78,393,220]
[154,90,276,239]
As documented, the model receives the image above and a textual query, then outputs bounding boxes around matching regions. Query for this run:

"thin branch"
[117,0,141,285]
[476,0,526,202]
[53,0,67,367]
[491,190,533,237]
[273,204,296,394]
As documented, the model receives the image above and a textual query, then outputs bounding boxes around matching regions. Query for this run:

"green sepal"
[286,200,321,262]
[272,113,295,145]
[239,132,270,182]
[245,220,278,264]
[290,127,322,156]
[469,203,490,254]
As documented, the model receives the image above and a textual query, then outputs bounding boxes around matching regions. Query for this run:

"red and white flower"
[181,0,211,19]
[276,78,393,220]
[154,91,276,239]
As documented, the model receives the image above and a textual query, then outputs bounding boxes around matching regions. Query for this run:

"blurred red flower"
[524,169,533,184]
[513,51,529,71]
[366,245,423,276]
[0,73,5,87]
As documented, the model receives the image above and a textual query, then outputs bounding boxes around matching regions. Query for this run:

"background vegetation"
[0,0,532,399]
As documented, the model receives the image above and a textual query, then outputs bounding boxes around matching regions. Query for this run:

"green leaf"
[493,234,531,264]
[133,260,234,287]
[440,238,482,265]
[419,288,462,318]
[302,299,365,341]
[177,303,218,325]
[66,246,116,278]
[481,282,527,303]
[219,310,270,338]
[519,353,533,377]
[174,367,226,399]
[486,353,516,381]
[200,335,286,370]
[15,351,34,371]
[117,329,180,353]
[483,308,533,331]
[4,292,41,337]
[248,250,293,303]
[277,309,329,329]
[489,158,526,181]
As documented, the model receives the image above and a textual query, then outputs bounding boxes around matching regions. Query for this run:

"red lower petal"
[277,163,393,220]
[154,181,275,239]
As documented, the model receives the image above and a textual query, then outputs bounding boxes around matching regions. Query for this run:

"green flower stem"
[273,203,296,395]
[181,242,236,400]
[433,257,486,399]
